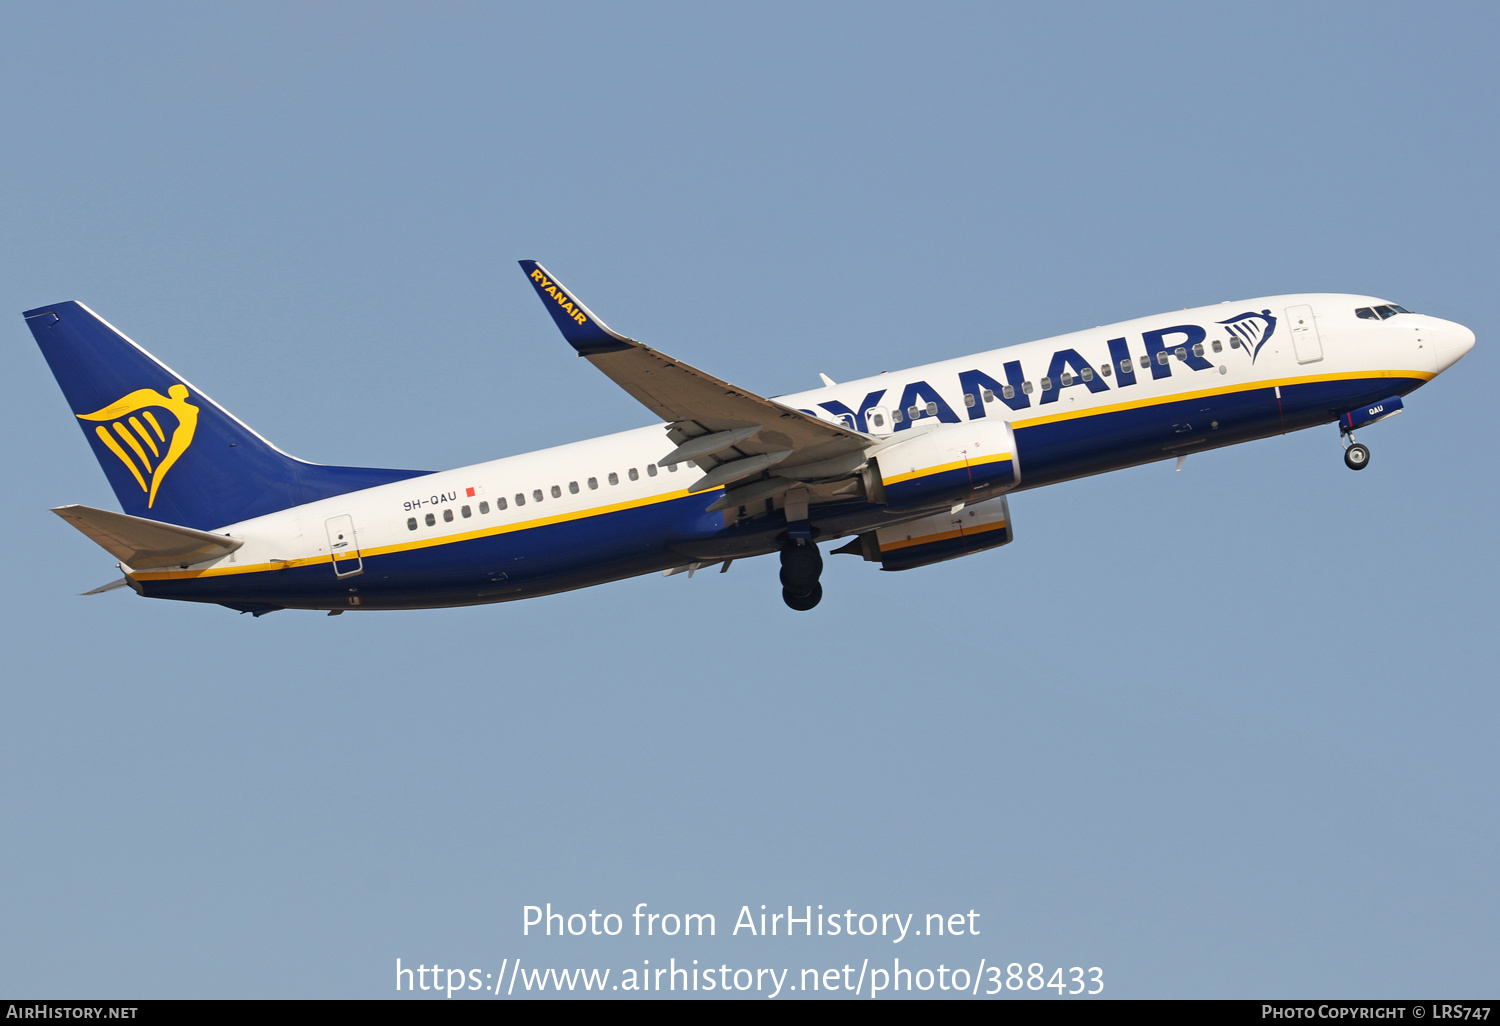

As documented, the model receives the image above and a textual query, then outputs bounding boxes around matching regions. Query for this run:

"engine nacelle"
[838,495,1014,571]
[868,418,1019,510]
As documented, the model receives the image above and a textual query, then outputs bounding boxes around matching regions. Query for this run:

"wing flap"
[53,504,244,570]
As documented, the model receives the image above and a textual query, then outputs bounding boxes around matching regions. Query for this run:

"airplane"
[25,262,1474,616]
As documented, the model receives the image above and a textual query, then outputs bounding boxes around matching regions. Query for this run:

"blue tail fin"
[25,301,429,531]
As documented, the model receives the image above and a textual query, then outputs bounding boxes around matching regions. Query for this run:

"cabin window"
[1139,355,1151,368]
[963,393,975,407]
[1191,343,1205,357]
[892,409,904,422]
[533,489,544,502]
[1101,363,1112,377]
[548,485,559,498]
[982,388,994,402]
[497,497,508,510]
[686,460,696,468]
[646,464,657,477]
[1230,338,1241,348]
[1157,351,1170,365]
[515,493,525,506]
[1080,367,1093,382]
[1039,376,1053,391]
[629,468,639,481]
[872,412,887,426]
[425,513,435,526]
[588,477,598,489]
[479,501,489,514]
[407,517,418,531]
[609,472,619,485]
[1119,359,1131,373]
[461,505,471,518]
[667,463,677,472]
[1174,347,1187,361]
[443,508,454,523]
[1060,372,1073,386]
[1002,384,1015,399]
[925,402,938,417]
[837,414,854,429]
[1021,381,1033,395]
[569,481,579,494]
[907,406,920,419]
[1212,340,1223,353]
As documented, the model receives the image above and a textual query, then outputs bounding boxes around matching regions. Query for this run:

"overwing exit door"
[325,514,363,577]
[1286,304,1324,364]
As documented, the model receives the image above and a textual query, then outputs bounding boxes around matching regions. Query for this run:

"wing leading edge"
[518,261,869,494]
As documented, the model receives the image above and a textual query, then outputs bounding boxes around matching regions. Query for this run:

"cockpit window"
[1357,304,1414,320]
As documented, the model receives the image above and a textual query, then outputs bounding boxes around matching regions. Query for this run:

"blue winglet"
[518,260,636,355]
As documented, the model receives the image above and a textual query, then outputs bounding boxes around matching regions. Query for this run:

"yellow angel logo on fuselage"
[77,384,199,508]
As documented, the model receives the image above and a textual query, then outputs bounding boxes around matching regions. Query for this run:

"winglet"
[518,261,636,355]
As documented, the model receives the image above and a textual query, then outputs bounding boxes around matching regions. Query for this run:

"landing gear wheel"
[1344,442,1370,471]
[779,544,822,588]
[779,540,824,610]
[782,582,822,611]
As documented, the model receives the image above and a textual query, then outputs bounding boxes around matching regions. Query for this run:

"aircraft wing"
[53,503,243,570]
[519,261,870,493]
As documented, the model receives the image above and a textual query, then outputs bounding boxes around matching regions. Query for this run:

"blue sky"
[2,1,1496,998]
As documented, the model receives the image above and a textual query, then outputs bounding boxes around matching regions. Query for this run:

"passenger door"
[325,514,363,577]
[1286,304,1324,364]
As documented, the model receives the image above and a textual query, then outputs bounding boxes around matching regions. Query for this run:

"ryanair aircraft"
[26,263,1474,615]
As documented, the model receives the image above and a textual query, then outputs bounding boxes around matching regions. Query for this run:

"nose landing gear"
[1341,425,1371,471]
[1343,441,1370,470]
[780,540,823,611]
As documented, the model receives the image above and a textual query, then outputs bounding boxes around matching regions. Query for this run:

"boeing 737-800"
[26,262,1474,614]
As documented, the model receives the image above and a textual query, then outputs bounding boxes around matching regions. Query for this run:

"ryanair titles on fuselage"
[811,316,1263,432]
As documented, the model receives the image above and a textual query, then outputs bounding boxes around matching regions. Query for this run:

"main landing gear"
[780,539,823,611]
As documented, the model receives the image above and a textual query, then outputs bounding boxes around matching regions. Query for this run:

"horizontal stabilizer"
[80,577,131,595]
[52,503,244,570]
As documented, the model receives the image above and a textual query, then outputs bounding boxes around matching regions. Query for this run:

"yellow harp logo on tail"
[77,384,200,508]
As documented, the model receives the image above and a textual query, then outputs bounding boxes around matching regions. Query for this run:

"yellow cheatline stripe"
[136,484,711,580]
[129,416,161,458]
[112,421,153,473]
[95,425,146,491]
[881,520,1008,552]
[883,452,1013,487]
[1011,369,1433,431]
[968,451,1015,469]
[142,410,166,441]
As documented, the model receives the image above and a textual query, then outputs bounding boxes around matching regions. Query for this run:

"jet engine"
[835,495,1014,571]
[867,418,1019,510]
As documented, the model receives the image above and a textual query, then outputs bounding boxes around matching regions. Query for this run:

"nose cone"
[1432,319,1476,374]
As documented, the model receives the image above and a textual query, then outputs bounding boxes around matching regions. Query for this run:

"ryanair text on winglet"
[530,269,589,326]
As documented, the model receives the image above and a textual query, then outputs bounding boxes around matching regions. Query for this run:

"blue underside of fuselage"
[137,374,1426,612]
